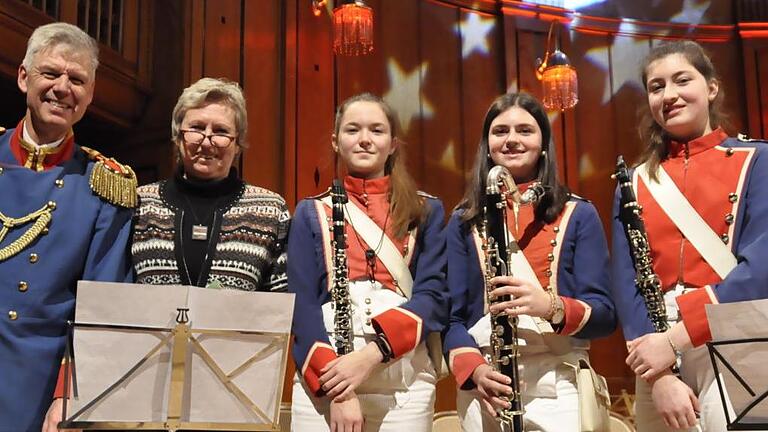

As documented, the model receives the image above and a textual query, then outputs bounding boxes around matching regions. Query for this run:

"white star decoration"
[584,22,654,104]
[439,140,459,172]
[579,153,595,179]
[383,58,434,134]
[455,12,495,59]
[670,0,710,25]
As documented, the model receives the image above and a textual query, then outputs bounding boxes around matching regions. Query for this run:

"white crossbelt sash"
[636,163,737,279]
[471,227,555,335]
[320,196,414,298]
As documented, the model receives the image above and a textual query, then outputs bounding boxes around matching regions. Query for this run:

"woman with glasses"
[131,77,289,292]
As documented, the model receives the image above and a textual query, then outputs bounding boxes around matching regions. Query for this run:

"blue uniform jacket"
[0,127,133,431]
[287,191,448,396]
[443,197,616,388]
[611,134,768,346]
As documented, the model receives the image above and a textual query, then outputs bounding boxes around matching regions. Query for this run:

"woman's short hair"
[171,77,249,149]
[23,22,99,73]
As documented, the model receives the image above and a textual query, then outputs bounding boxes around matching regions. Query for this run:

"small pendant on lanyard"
[192,224,208,241]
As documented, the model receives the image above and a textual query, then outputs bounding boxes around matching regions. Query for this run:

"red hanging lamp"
[536,21,578,111]
[332,0,374,56]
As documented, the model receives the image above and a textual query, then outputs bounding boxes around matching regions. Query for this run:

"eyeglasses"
[180,129,236,148]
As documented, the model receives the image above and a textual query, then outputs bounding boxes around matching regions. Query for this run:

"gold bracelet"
[665,331,683,358]
[546,288,557,321]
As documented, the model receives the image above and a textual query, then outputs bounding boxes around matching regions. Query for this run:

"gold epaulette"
[310,187,332,200]
[80,146,138,208]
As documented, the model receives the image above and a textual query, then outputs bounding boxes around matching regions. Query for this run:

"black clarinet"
[613,156,669,333]
[330,179,354,355]
[484,166,524,432]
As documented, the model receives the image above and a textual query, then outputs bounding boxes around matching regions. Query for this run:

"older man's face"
[17,43,95,143]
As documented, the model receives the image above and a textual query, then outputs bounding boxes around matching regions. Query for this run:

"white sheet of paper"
[67,281,294,427]
[707,299,768,425]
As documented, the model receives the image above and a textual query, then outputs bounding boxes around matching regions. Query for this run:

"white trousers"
[457,353,580,432]
[291,342,437,432]
[633,343,763,432]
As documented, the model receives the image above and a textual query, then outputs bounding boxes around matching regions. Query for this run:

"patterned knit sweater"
[131,179,289,292]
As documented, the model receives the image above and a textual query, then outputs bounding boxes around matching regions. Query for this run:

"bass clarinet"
[330,179,354,355]
[483,165,545,432]
[613,155,669,333]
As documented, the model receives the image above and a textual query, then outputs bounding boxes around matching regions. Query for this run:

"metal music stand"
[707,338,768,430]
[58,281,294,432]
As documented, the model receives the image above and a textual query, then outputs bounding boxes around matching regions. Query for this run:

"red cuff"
[676,286,718,347]
[560,297,592,336]
[53,361,68,399]
[301,342,337,396]
[449,348,486,389]
[372,307,423,358]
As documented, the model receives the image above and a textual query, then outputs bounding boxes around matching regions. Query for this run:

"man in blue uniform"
[0,22,136,432]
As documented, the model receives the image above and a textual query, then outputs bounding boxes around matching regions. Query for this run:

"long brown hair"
[333,93,428,237]
[637,40,729,180]
[457,92,570,227]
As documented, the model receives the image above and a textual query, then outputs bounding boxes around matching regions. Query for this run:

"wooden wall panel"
[760,48,768,137]
[241,0,283,194]
[201,0,241,81]
[419,2,462,207]
[293,0,335,202]
[457,8,506,208]
[378,0,424,180]
[742,44,762,137]
[703,41,749,135]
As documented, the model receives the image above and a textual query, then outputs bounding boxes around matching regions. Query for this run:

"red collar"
[344,175,390,198]
[668,128,728,158]
[9,119,76,171]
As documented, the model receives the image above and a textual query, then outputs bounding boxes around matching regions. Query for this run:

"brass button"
[553,226,560,233]
[365,298,371,304]
[48,201,56,210]
[728,193,738,203]
[550,239,557,246]
[29,253,38,263]
[725,214,734,225]
[721,234,729,244]
[0,167,3,175]
[545,269,553,277]
[8,310,18,320]
[726,148,735,156]
[547,253,555,262]
[365,308,372,315]
[18,281,28,292]
[55,179,64,188]
[365,319,372,326]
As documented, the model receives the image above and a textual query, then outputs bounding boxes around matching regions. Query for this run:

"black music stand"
[707,338,768,431]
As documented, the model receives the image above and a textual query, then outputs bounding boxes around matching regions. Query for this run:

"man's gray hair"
[22,22,99,73]
[171,77,249,150]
